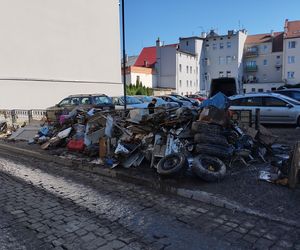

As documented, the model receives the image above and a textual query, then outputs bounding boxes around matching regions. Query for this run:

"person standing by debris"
[148,98,157,114]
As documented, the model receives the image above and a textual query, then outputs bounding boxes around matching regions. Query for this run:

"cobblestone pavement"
[0,152,300,249]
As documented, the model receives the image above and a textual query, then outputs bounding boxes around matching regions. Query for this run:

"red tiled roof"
[285,20,300,39]
[246,32,283,52]
[134,46,157,68]
[134,44,178,68]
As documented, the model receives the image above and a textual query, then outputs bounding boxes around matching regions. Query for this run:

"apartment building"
[201,30,247,94]
[0,0,122,109]
[283,19,300,85]
[156,37,202,95]
[243,32,284,92]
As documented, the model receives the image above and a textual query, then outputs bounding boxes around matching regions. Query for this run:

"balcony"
[245,47,259,58]
[245,65,258,72]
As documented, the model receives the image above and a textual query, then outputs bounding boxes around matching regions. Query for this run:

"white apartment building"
[155,39,200,95]
[243,32,284,93]
[0,0,122,109]
[201,30,247,94]
[283,19,300,85]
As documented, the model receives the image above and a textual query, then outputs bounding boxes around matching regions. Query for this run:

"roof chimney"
[156,37,162,47]
[284,19,289,37]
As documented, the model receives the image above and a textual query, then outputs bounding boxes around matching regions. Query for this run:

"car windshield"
[279,95,300,105]
[172,95,187,101]
[121,96,143,104]
[140,96,152,102]
[93,96,112,105]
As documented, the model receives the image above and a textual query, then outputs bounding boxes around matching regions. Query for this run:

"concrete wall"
[283,38,300,84]
[0,80,122,109]
[0,0,122,109]
[156,46,177,89]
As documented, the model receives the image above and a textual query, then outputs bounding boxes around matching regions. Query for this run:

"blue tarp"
[199,92,230,110]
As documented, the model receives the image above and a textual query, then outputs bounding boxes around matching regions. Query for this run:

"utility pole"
[121,0,127,110]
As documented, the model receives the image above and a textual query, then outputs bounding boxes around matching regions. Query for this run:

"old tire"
[192,155,226,182]
[194,133,228,146]
[195,144,234,159]
[191,121,222,135]
[157,153,187,176]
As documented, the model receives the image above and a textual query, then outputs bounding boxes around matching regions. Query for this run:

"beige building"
[201,30,247,94]
[283,19,300,85]
[0,0,122,109]
[243,32,284,92]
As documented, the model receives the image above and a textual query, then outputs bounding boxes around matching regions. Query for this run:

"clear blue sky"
[123,0,300,55]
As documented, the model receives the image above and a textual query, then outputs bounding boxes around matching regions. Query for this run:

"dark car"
[46,94,114,121]
[169,94,199,106]
[274,89,300,102]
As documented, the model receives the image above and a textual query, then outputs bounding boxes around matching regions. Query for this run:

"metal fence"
[0,109,46,125]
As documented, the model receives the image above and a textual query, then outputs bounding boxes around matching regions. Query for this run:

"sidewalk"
[0,136,300,228]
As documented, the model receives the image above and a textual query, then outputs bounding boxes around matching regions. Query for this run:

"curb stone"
[0,142,298,228]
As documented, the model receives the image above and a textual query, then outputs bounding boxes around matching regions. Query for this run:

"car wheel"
[157,153,187,176]
[192,155,226,182]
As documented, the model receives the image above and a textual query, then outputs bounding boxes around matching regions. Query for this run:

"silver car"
[229,93,300,125]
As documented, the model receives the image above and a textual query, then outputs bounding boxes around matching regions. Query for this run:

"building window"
[220,43,224,49]
[179,64,182,72]
[190,81,192,87]
[263,45,268,52]
[288,72,295,79]
[196,67,198,72]
[196,80,198,86]
[263,59,268,66]
[213,43,217,50]
[288,41,296,49]
[288,56,295,64]
[136,75,140,83]
[186,80,189,87]
[227,42,231,48]
[226,56,232,64]
[226,71,231,77]
[263,74,267,80]
[258,89,264,92]
[190,66,192,73]
[219,71,224,77]
[251,88,256,92]
[186,41,189,46]
[219,57,225,65]
[276,55,280,59]
[186,66,189,73]
[246,61,257,67]
[179,80,182,87]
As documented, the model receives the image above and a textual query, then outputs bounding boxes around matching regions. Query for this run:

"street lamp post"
[121,0,127,110]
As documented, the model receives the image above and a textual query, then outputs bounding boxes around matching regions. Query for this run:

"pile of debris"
[3,93,298,187]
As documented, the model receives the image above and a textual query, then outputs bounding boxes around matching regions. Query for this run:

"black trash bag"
[192,155,226,182]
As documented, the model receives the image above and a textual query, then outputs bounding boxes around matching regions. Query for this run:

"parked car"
[274,89,300,102]
[112,96,148,109]
[136,96,179,109]
[185,94,207,102]
[170,94,199,106]
[158,95,193,108]
[46,94,114,121]
[229,93,300,125]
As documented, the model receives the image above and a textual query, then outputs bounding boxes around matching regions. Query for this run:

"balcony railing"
[245,50,259,57]
[245,65,258,72]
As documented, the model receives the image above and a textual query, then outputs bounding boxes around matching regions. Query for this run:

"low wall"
[0,109,46,125]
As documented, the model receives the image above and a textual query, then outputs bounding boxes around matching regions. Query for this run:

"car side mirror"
[286,104,293,108]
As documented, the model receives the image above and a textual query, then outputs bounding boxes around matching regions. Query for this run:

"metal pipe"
[121,0,127,110]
